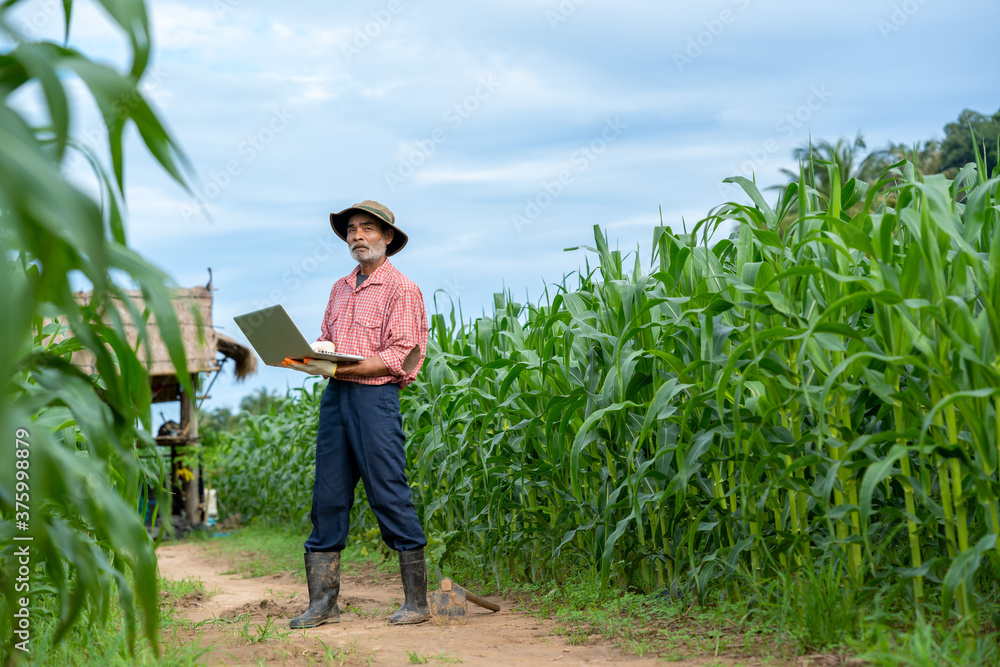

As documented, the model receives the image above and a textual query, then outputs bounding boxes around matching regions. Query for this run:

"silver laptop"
[233,305,365,367]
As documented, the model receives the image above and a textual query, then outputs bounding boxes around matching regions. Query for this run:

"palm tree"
[779,132,890,198]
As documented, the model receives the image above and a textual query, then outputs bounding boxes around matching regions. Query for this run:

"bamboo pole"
[181,373,201,522]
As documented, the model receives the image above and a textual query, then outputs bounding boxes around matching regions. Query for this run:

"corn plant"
[206,156,999,635]
[204,154,999,636]
[1,0,189,658]
[401,156,999,632]
[211,384,322,527]
[209,383,384,544]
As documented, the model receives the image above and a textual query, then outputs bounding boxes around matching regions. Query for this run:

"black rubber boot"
[289,551,341,628]
[389,547,430,625]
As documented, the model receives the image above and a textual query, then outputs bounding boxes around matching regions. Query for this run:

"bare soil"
[155,541,759,666]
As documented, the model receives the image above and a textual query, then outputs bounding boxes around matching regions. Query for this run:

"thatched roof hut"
[70,286,257,402]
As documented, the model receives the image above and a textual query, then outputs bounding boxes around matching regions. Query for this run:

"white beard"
[351,236,388,264]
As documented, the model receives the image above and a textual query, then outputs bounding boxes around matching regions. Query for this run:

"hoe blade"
[429,579,468,626]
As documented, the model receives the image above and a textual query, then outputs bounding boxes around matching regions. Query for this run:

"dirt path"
[157,542,705,666]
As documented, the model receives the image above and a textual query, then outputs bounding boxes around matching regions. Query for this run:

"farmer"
[282,200,429,628]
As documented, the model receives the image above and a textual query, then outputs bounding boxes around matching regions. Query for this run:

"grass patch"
[197,520,393,582]
[199,522,308,580]
[857,617,1000,667]
[1,580,213,667]
[501,572,1000,666]
[506,576,776,662]
[317,636,362,665]
[158,575,216,601]
[230,614,293,646]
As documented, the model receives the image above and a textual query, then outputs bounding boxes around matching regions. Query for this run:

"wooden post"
[180,373,201,522]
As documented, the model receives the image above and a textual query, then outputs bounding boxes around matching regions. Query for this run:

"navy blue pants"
[304,379,426,553]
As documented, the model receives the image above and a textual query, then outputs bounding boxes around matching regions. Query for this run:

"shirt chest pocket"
[352,307,384,351]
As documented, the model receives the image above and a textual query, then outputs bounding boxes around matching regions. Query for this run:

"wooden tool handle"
[439,578,500,612]
[462,588,500,612]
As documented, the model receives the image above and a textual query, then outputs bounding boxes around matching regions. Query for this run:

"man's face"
[346,212,394,263]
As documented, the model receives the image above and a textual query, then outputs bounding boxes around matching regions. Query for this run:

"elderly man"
[282,200,429,628]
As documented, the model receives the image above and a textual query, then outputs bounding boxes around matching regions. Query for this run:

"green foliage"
[401,159,1000,637]
[859,614,999,667]
[211,384,322,528]
[885,140,944,177]
[780,132,890,196]
[0,0,190,659]
[238,387,283,416]
[753,557,863,651]
[208,385,387,556]
[0,576,211,666]
[940,108,1000,176]
[210,153,1000,647]
[784,109,1000,191]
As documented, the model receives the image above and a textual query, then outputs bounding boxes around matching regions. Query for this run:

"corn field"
[399,159,1000,629]
[211,385,322,523]
[209,158,1000,635]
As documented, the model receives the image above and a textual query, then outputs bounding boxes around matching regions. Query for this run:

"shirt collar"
[345,258,394,290]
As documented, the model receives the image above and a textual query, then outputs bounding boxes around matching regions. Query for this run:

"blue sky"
[8,0,1000,415]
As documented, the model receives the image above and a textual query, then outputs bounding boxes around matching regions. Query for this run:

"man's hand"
[282,357,338,377]
[281,341,339,377]
[334,355,390,378]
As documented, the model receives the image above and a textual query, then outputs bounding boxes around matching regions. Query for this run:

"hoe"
[428,578,500,625]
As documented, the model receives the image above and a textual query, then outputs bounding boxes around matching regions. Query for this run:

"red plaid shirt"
[316,260,427,389]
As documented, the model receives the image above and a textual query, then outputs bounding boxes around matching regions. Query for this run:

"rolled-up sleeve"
[377,284,428,388]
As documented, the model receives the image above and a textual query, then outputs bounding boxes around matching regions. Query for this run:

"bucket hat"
[329,200,408,256]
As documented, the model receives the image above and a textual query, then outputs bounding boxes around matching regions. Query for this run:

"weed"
[857,614,1000,667]
[318,637,359,666]
[159,575,209,600]
[266,587,299,601]
[4,585,213,666]
[749,557,863,652]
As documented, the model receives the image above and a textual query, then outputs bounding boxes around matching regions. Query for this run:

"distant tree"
[939,108,1000,176]
[882,140,943,176]
[239,386,281,415]
[199,388,279,446]
[198,404,239,490]
[780,133,889,197]
[200,405,239,434]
